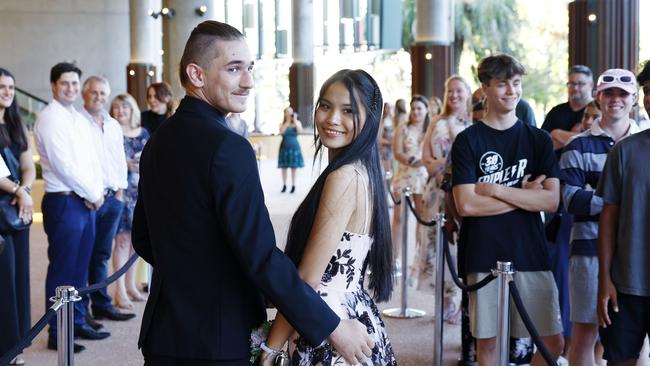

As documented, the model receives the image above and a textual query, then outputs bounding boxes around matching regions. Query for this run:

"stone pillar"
[162,0,217,101]
[289,0,314,128]
[569,0,639,75]
[128,0,163,110]
[411,0,454,99]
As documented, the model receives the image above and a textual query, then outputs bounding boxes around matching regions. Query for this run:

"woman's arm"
[19,142,36,189]
[264,167,359,353]
[294,119,303,133]
[392,124,410,165]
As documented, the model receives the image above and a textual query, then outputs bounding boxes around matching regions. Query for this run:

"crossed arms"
[453,174,560,217]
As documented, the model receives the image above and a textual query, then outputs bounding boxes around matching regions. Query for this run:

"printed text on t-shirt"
[477,151,527,186]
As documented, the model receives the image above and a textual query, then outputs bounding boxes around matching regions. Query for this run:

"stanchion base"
[382,307,426,318]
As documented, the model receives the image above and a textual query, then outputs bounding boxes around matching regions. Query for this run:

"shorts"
[468,271,563,339]
[599,292,650,363]
[568,256,598,324]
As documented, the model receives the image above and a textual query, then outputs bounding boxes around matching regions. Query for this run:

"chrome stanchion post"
[433,213,445,366]
[50,286,81,366]
[383,186,426,318]
[493,261,514,366]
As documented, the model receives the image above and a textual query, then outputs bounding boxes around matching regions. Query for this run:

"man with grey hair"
[80,76,134,326]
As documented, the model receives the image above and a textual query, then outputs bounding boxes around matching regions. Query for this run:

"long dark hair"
[284,69,393,302]
[410,94,430,134]
[0,68,28,151]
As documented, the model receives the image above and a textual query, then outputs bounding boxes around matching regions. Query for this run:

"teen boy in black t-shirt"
[451,54,565,365]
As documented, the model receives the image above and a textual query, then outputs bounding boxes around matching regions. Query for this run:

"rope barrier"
[404,195,436,226]
[78,253,139,296]
[509,281,559,366]
[0,253,141,364]
[441,230,496,292]
[0,309,57,365]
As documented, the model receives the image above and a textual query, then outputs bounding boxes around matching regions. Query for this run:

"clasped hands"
[260,318,374,366]
[474,174,546,197]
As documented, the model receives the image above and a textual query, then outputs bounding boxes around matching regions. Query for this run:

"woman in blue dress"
[110,93,150,309]
[277,107,304,193]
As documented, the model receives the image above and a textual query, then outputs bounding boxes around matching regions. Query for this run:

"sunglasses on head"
[601,75,634,83]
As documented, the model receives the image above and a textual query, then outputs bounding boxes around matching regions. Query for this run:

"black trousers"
[144,355,251,366]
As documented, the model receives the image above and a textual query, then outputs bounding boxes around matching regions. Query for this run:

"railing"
[15,86,48,130]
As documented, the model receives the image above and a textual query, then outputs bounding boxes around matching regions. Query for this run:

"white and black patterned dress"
[288,170,397,366]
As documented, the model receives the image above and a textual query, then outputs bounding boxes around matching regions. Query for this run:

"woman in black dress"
[0,67,36,366]
[141,82,173,135]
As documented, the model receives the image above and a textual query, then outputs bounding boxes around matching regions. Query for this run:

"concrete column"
[569,0,639,75]
[411,0,454,99]
[128,0,162,110]
[289,0,314,128]
[162,0,217,101]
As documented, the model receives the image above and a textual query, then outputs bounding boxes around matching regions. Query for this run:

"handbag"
[0,146,31,234]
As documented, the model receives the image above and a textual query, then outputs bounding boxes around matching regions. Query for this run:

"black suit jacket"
[132,96,339,360]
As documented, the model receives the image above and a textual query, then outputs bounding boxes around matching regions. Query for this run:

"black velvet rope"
[509,281,559,366]
[0,253,141,363]
[0,309,57,365]
[404,194,436,226]
[78,253,140,296]
[442,230,496,292]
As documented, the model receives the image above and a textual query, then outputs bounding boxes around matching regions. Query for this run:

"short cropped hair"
[638,60,650,85]
[477,54,526,84]
[50,62,82,84]
[179,21,244,88]
[569,64,593,80]
[82,75,111,95]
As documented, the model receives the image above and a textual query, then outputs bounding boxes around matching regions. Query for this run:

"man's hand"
[597,276,618,328]
[86,196,105,210]
[328,319,374,365]
[474,182,500,197]
[521,174,546,190]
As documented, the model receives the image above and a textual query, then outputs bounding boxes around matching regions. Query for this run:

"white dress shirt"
[0,154,10,178]
[82,109,128,191]
[34,99,104,203]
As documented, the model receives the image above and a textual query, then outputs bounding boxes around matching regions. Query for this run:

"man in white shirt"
[34,63,109,353]
[80,76,134,325]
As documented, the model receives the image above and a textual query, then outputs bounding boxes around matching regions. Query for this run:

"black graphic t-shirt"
[451,120,560,273]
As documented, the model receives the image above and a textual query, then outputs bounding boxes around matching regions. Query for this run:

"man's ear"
[185,63,205,88]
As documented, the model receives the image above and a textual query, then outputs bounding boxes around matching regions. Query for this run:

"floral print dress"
[288,170,397,366]
[392,122,428,194]
[117,128,150,233]
[414,116,470,295]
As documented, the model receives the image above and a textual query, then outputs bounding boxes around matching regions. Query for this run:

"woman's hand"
[13,188,33,223]
[127,159,139,173]
[259,351,275,366]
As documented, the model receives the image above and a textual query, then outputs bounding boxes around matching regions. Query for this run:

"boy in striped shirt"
[560,68,640,366]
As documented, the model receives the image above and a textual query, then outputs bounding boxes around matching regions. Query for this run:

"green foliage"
[401,0,416,51]
[454,0,522,76]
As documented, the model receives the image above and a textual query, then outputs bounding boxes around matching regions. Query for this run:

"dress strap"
[352,166,370,234]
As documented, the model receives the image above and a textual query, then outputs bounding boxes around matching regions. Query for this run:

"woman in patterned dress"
[415,75,472,323]
[261,69,396,366]
[110,94,150,309]
[390,95,429,272]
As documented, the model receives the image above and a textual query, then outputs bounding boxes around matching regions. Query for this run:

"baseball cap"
[596,69,637,94]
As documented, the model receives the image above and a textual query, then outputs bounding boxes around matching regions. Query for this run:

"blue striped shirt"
[559,121,640,256]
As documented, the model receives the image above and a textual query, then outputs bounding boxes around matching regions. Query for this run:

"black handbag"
[0,146,31,234]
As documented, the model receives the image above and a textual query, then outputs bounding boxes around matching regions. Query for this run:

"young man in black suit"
[132,21,374,365]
